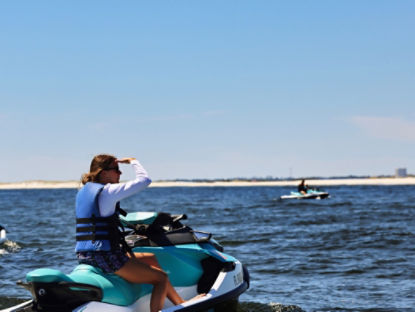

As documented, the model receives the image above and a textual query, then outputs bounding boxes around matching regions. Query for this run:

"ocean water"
[0,185,414,311]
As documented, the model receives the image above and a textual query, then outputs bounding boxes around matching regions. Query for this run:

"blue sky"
[1,1,414,182]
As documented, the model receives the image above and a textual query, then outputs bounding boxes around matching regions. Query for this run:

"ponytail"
[81,169,103,185]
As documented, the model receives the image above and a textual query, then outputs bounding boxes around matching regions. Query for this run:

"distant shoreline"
[0,177,414,189]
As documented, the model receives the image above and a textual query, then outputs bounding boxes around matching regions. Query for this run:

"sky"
[1,1,414,182]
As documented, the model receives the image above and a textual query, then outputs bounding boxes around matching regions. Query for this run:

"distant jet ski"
[280,189,330,200]
[0,225,6,244]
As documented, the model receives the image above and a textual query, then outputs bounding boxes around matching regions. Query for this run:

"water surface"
[0,185,414,311]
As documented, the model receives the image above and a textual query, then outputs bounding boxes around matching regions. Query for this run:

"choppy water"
[0,185,414,311]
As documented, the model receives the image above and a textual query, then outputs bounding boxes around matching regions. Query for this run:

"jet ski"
[0,225,6,244]
[280,189,330,200]
[3,212,249,312]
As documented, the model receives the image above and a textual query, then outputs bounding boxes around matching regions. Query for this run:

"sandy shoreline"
[0,177,414,189]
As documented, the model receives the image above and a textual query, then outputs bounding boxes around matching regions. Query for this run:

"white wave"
[0,240,21,254]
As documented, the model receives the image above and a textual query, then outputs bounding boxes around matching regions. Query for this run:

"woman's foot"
[186,293,207,303]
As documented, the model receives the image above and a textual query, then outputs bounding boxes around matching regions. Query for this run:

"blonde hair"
[81,154,117,185]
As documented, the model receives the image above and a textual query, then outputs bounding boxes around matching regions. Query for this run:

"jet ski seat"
[70,265,152,305]
[26,264,152,306]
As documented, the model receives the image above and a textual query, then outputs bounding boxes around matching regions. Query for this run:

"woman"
[75,154,185,312]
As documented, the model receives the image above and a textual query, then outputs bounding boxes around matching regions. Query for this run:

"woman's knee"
[158,270,169,281]
[134,253,160,268]
[155,269,168,284]
[148,255,160,267]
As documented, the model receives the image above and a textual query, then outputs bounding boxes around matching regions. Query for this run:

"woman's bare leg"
[131,252,184,305]
[115,258,168,312]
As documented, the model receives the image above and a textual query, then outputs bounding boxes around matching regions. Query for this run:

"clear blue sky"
[1,1,414,182]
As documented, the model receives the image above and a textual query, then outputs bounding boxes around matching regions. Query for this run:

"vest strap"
[116,203,127,217]
[76,216,116,224]
[76,234,112,241]
[76,226,112,233]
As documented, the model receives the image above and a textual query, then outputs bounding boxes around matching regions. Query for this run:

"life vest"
[75,182,125,252]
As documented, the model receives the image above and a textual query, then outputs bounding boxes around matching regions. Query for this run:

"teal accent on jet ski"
[120,212,157,225]
[26,265,152,306]
[132,243,236,287]
[200,242,238,263]
[26,268,71,283]
[69,265,152,306]
[292,190,317,196]
[291,190,329,197]
[133,244,206,286]
[290,191,303,196]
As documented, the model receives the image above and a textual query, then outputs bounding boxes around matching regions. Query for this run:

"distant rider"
[298,179,308,195]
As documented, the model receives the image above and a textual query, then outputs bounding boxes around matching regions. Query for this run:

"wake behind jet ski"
[2,212,249,312]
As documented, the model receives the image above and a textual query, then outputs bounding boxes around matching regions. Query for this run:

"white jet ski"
[2,212,249,312]
[280,189,330,200]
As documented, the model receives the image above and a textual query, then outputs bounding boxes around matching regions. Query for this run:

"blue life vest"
[75,182,122,252]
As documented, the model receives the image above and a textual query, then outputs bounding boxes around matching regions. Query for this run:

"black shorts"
[76,249,129,273]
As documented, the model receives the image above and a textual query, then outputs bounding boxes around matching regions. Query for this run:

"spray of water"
[0,240,21,255]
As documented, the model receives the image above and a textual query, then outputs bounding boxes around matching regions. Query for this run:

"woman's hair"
[81,154,117,185]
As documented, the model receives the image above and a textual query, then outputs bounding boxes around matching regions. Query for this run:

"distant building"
[395,168,407,178]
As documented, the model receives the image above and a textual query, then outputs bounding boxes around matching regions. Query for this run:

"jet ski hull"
[4,264,247,312]
[280,191,330,200]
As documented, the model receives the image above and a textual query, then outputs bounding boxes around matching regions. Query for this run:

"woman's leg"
[115,258,168,312]
[132,252,160,268]
[131,252,184,305]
